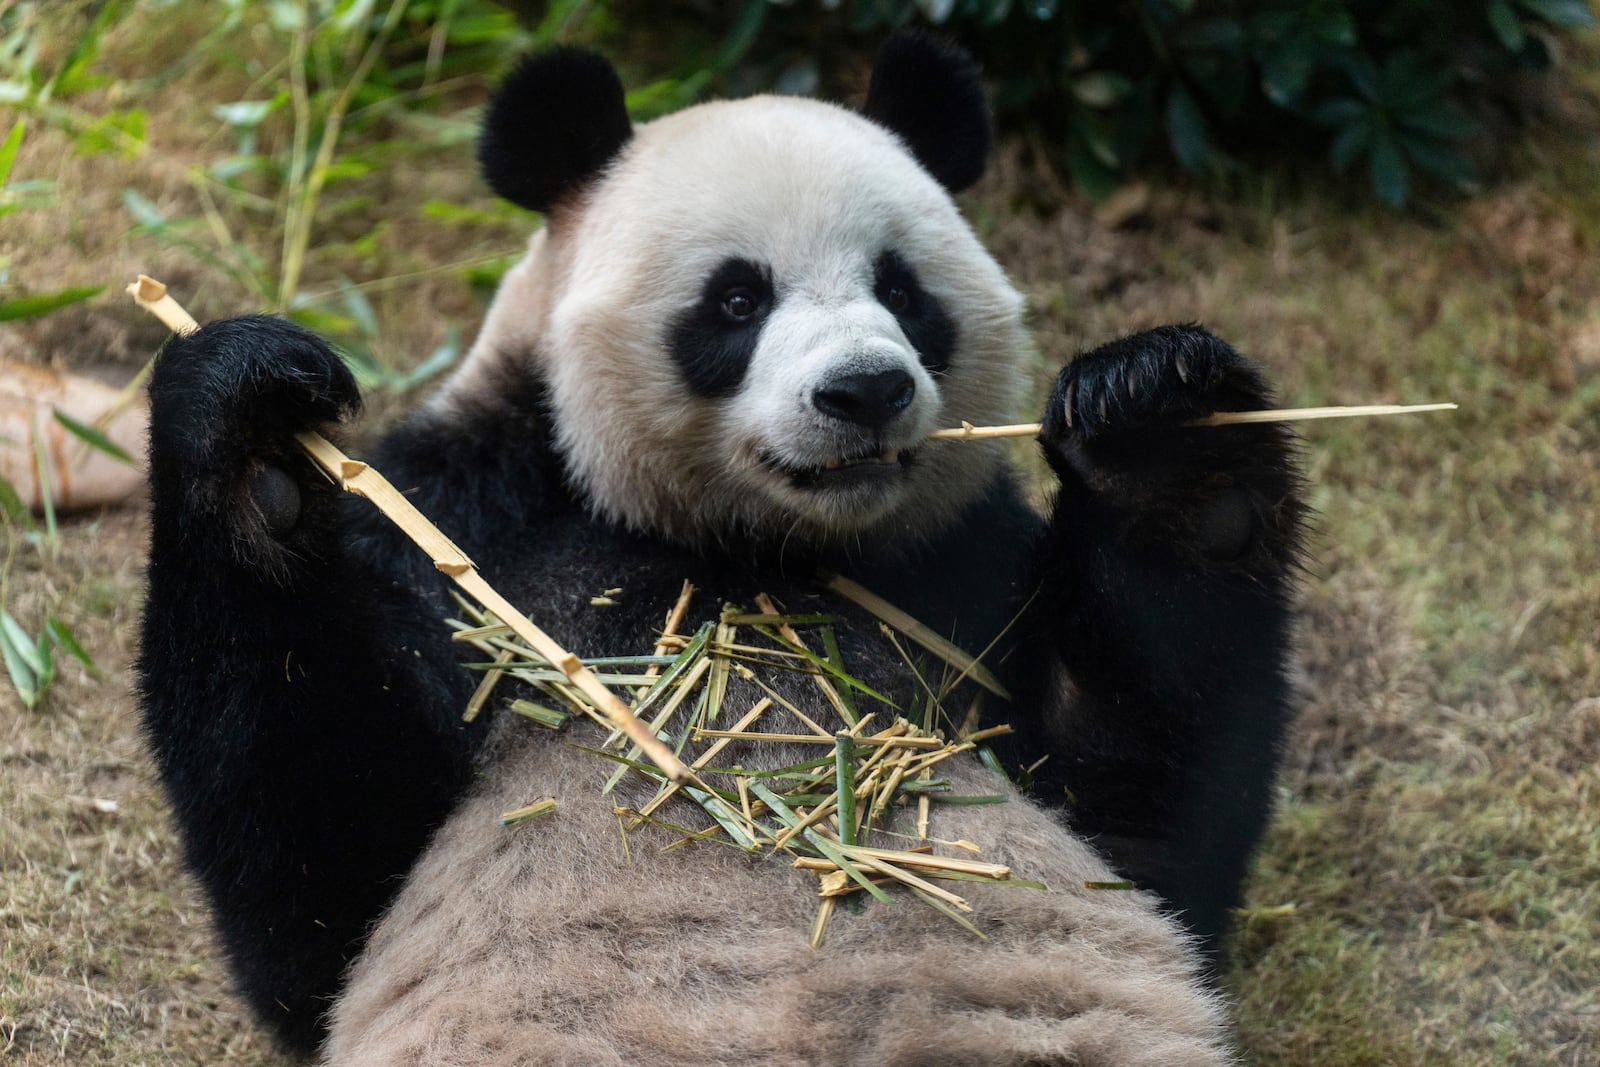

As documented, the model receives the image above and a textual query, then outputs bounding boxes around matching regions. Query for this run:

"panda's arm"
[138,317,494,1055]
[1006,325,1305,956]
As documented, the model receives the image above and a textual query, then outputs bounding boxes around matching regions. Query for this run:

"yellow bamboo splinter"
[128,274,694,786]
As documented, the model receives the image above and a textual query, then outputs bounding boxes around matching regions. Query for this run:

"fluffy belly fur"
[325,725,1230,1067]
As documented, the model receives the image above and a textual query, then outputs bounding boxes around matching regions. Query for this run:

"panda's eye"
[874,251,921,317]
[721,287,760,322]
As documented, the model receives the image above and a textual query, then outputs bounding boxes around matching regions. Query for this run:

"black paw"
[1042,325,1270,446]
[1040,326,1302,566]
[147,316,358,556]
[149,315,359,472]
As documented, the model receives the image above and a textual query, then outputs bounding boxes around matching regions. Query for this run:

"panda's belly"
[322,726,1229,1067]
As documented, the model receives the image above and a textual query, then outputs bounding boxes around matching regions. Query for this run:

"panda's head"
[446,36,1029,551]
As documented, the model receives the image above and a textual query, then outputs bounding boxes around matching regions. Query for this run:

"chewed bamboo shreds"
[128,274,695,787]
[927,402,1459,440]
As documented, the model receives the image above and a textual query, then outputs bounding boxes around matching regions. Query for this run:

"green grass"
[2,3,1598,1064]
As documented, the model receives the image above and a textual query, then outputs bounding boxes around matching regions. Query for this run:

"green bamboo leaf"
[1403,136,1479,189]
[566,744,669,781]
[121,187,166,227]
[750,624,896,708]
[45,617,98,673]
[1313,97,1365,127]
[396,325,461,391]
[1517,0,1594,28]
[32,631,55,698]
[0,286,105,322]
[1165,83,1210,172]
[819,626,859,724]
[909,885,988,939]
[684,784,760,850]
[1,620,39,710]
[737,755,836,778]
[1261,41,1315,107]
[31,417,57,555]
[212,98,282,128]
[1368,131,1410,207]
[0,118,24,187]
[52,409,135,465]
[977,746,1010,782]
[1488,0,1527,50]
[0,476,31,526]
[1066,122,1121,202]
[1329,119,1372,172]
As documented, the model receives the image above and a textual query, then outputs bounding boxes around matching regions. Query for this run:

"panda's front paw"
[148,316,358,552]
[149,315,359,471]
[1040,325,1300,565]
[1042,325,1270,447]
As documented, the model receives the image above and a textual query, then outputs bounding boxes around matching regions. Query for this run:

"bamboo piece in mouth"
[127,274,695,786]
[927,403,1457,440]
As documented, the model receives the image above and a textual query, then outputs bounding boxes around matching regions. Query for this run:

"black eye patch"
[874,251,956,375]
[667,258,774,397]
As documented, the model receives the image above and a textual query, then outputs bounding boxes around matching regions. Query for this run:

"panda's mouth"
[759,446,913,490]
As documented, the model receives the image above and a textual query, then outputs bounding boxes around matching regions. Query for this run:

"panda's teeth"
[822,458,844,471]
[880,449,900,464]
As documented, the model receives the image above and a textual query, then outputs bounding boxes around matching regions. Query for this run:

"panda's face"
[487,96,1028,549]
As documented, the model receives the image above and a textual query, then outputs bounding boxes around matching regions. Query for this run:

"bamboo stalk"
[129,275,695,786]
[126,276,199,336]
[927,402,1457,440]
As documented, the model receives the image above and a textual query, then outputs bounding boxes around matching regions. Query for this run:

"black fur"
[875,250,957,374]
[139,321,494,1056]
[139,317,1303,1052]
[477,47,633,213]
[998,325,1306,953]
[667,257,774,397]
[862,33,992,193]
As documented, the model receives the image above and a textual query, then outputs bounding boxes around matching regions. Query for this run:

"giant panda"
[138,34,1304,1066]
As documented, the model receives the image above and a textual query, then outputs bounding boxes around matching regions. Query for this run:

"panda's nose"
[812,369,915,429]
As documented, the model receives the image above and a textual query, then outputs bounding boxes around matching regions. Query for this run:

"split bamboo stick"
[927,402,1457,440]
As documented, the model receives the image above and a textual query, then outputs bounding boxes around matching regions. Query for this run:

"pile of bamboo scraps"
[448,584,1044,948]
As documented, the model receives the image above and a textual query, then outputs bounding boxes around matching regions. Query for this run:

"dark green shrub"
[669,0,1596,206]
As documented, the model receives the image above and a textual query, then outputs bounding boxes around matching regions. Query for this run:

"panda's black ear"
[861,33,991,194]
[477,48,634,213]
